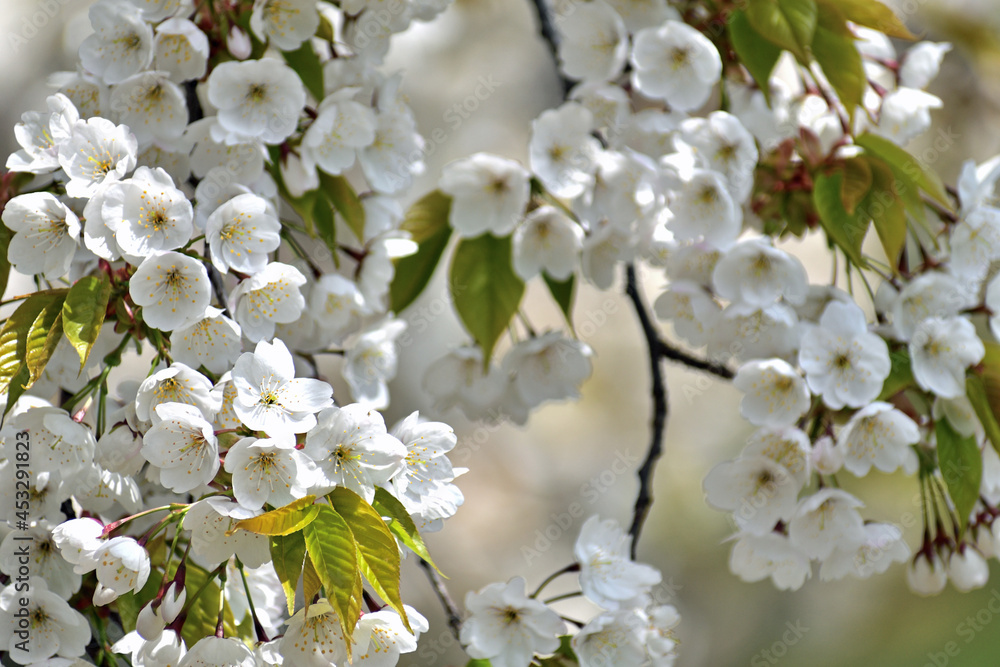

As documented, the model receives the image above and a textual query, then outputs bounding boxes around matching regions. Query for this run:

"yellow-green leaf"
[840,157,872,214]
[232,496,318,536]
[390,191,453,313]
[270,531,307,615]
[182,563,237,648]
[968,375,1000,459]
[449,233,524,364]
[302,552,322,611]
[856,132,951,208]
[372,487,441,574]
[813,170,869,267]
[865,156,907,270]
[328,487,411,633]
[62,274,112,370]
[320,173,366,243]
[746,0,818,63]
[728,9,783,104]
[0,223,10,300]
[25,306,63,386]
[812,2,865,120]
[0,290,67,398]
[543,273,575,330]
[935,418,982,535]
[282,41,324,101]
[878,348,914,400]
[822,0,914,39]
[303,504,362,654]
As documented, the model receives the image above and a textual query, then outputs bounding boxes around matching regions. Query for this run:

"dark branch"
[419,558,463,640]
[658,340,735,380]
[625,264,669,559]
[529,0,574,97]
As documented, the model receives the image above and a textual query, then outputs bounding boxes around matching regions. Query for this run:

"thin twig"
[657,340,735,380]
[528,0,574,97]
[418,558,462,639]
[624,264,669,559]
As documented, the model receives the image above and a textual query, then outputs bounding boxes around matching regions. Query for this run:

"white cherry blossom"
[141,402,220,493]
[250,0,320,51]
[512,206,583,280]
[351,606,428,666]
[135,362,221,423]
[798,301,890,410]
[80,536,151,605]
[820,523,910,580]
[575,516,662,610]
[231,338,333,436]
[154,18,209,83]
[179,636,255,667]
[732,359,810,428]
[630,20,721,111]
[460,577,564,667]
[182,497,269,568]
[301,96,377,176]
[703,455,799,534]
[224,434,315,510]
[109,72,188,145]
[171,307,244,374]
[0,580,90,664]
[207,59,306,144]
[1,193,80,279]
[557,0,628,84]
[303,403,406,501]
[529,102,601,199]
[58,117,138,198]
[78,0,154,85]
[106,166,193,259]
[342,319,407,409]
[909,316,985,399]
[504,332,593,408]
[206,193,281,274]
[728,532,811,591]
[6,93,79,174]
[788,489,866,560]
[439,153,530,238]
[666,168,741,247]
[836,402,920,476]
[130,251,211,331]
[712,238,809,307]
[229,262,308,342]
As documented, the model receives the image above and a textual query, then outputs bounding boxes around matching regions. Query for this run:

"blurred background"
[6,0,1000,664]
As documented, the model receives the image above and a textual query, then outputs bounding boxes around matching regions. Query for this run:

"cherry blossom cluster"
[2,0,998,664]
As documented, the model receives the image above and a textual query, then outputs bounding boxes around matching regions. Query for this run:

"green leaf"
[62,274,112,370]
[320,173,366,243]
[302,552,322,610]
[813,170,869,267]
[746,0,818,63]
[270,531,308,615]
[822,0,914,39]
[0,290,68,404]
[372,487,440,573]
[303,504,363,653]
[0,223,10,300]
[968,375,1000,459]
[839,157,872,214]
[864,156,907,270]
[449,234,524,363]
[466,661,493,667]
[811,3,865,120]
[25,306,63,386]
[232,496,318,536]
[543,272,575,328]
[115,591,141,634]
[935,418,982,534]
[390,191,453,313]
[313,193,338,261]
[728,10,783,104]
[328,487,411,632]
[878,348,914,400]
[855,132,951,208]
[182,563,237,648]
[282,41,324,101]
